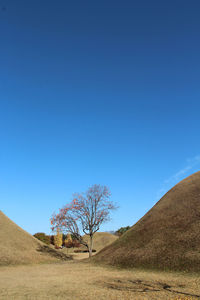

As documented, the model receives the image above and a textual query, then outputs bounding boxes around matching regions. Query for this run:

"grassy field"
[0,260,199,300]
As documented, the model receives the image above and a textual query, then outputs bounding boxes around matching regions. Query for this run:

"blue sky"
[0,0,200,234]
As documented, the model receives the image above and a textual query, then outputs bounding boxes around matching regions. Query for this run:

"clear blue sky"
[1,0,200,234]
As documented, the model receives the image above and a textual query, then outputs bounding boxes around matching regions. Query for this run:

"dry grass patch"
[0,261,199,299]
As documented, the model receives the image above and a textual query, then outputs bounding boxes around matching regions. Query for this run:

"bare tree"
[51,184,117,257]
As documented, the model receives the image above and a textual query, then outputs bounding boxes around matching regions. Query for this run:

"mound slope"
[0,211,70,265]
[94,172,200,272]
[81,232,118,252]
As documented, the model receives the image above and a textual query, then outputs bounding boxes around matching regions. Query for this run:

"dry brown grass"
[0,211,71,265]
[62,251,89,260]
[94,172,200,272]
[0,261,199,299]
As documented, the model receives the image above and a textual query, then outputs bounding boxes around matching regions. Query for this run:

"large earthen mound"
[0,211,71,265]
[94,172,200,272]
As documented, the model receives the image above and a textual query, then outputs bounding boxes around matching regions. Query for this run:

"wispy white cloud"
[156,155,200,200]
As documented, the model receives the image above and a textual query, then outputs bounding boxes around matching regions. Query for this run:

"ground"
[0,260,199,300]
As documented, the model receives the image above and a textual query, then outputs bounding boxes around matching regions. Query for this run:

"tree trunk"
[88,234,93,258]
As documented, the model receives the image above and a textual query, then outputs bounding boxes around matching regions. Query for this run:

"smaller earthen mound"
[81,232,118,253]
